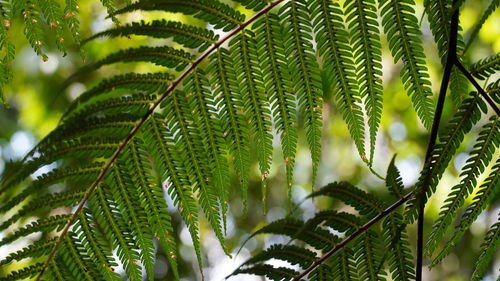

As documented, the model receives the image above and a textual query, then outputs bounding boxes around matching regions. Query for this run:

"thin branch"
[292,191,415,281]
[454,60,500,116]
[35,1,285,279]
[416,1,460,280]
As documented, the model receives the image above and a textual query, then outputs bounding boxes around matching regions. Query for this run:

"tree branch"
[416,1,460,279]
[454,60,500,116]
[35,1,285,279]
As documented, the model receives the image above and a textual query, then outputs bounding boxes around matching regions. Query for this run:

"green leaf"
[344,0,383,164]
[380,0,434,130]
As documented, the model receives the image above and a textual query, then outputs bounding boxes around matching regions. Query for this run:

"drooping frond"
[38,0,66,53]
[379,0,434,130]
[183,69,231,230]
[83,20,219,52]
[207,48,251,204]
[230,30,273,193]
[470,52,500,80]
[464,0,500,52]
[486,78,500,103]
[309,0,365,159]
[386,155,405,199]
[353,230,387,281]
[0,215,70,247]
[232,263,299,281]
[252,13,298,189]
[88,186,143,280]
[242,244,317,269]
[405,94,486,223]
[470,214,500,281]
[280,0,323,184]
[160,89,227,255]
[251,218,339,250]
[426,115,499,256]
[344,0,383,164]
[432,157,500,265]
[62,72,173,118]
[233,180,396,281]
[382,213,415,281]
[308,181,384,217]
[424,0,468,104]
[110,0,245,31]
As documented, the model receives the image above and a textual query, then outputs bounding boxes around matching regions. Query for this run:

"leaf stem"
[454,60,500,116]
[34,1,286,279]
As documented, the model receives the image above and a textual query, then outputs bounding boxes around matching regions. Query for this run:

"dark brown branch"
[454,60,500,116]
[416,1,460,280]
[35,2,285,279]
[292,191,415,281]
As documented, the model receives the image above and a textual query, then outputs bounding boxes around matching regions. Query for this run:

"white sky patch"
[39,53,59,74]
[397,157,421,187]
[6,131,35,160]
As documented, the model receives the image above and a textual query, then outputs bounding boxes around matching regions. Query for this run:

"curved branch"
[35,1,286,279]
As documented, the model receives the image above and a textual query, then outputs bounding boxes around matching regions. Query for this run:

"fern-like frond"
[0,189,85,232]
[252,13,298,189]
[119,139,180,279]
[63,0,81,46]
[305,210,361,235]
[486,78,500,103]
[73,211,122,281]
[354,230,387,281]
[252,218,339,250]
[72,46,195,79]
[432,157,500,265]
[424,0,468,103]
[84,20,218,51]
[464,0,499,52]
[111,0,245,31]
[344,0,383,164]
[386,155,405,199]
[383,213,415,281]
[380,0,434,130]
[308,181,384,217]
[88,185,143,280]
[0,262,44,281]
[0,215,70,247]
[0,238,56,266]
[38,0,66,53]
[232,263,299,281]
[143,115,203,273]
[230,30,273,194]
[470,52,500,80]
[310,0,365,159]
[183,69,231,232]
[207,49,251,204]
[280,0,323,183]
[242,244,317,269]
[470,214,500,281]
[426,115,499,256]
[160,89,227,256]
[63,72,173,119]
[18,1,48,60]
[405,94,486,223]
[331,247,357,281]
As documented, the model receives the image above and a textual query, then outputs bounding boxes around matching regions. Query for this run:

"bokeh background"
[0,0,499,280]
